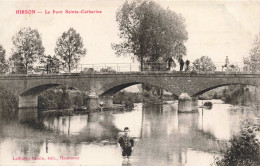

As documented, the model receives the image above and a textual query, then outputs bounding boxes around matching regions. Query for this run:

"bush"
[213,122,260,166]
[0,86,18,112]
[38,88,72,109]
[213,92,222,99]
[222,85,254,106]
[113,91,143,108]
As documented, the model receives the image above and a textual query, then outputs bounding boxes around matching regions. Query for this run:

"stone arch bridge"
[0,72,259,109]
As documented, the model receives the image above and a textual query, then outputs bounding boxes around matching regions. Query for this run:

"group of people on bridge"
[166,57,190,72]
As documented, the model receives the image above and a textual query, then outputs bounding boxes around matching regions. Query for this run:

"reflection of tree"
[40,112,121,144]
[142,104,166,138]
[177,146,187,164]
[16,140,44,158]
[80,112,120,143]
[0,120,45,158]
[140,103,222,161]
[0,113,4,140]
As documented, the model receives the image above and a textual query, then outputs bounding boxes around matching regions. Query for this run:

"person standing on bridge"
[225,56,229,66]
[166,57,174,71]
[222,56,230,71]
[118,127,135,164]
[179,58,184,71]
[185,60,190,72]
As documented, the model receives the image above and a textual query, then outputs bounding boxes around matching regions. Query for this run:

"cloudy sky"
[0,0,259,67]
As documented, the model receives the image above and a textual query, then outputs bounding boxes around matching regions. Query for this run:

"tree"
[112,0,188,71]
[0,45,8,74]
[40,55,61,74]
[221,85,253,106]
[55,28,87,73]
[192,56,216,71]
[0,86,18,112]
[244,35,260,72]
[10,27,45,74]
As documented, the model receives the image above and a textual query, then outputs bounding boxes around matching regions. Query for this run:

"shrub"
[213,122,260,166]
[0,86,18,112]
[221,85,254,106]
[38,88,72,109]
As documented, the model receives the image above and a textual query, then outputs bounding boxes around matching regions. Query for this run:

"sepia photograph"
[0,0,260,165]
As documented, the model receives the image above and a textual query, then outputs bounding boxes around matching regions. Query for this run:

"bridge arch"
[99,80,179,97]
[21,84,61,96]
[193,83,258,97]
[18,82,86,108]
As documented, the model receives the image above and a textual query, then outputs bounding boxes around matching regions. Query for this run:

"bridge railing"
[6,61,254,75]
[71,62,245,73]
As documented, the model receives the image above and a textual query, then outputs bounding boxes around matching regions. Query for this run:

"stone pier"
[87,93,99,110]
[178,93,198,113]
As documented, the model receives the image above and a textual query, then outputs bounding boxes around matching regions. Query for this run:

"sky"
[0,0,259,68]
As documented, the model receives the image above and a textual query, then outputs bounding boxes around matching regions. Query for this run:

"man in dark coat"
[179,58,184,71]
[166,57,174,71]
[118,127,135,160]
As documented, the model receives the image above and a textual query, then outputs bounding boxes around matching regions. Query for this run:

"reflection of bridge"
[0,72,259,110]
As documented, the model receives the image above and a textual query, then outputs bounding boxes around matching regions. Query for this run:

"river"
[0,100,259,166]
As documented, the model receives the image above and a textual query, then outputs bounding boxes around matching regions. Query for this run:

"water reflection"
[0,100,259,166]
[18,108,38,123]
[43,115,88,135]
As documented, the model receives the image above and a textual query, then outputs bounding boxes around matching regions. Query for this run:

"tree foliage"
[244,35,260,72]
[112,0,188,70]
[221,85,254,106]
[0,45,8,74]
[213,122,260,166]
[10,27,45,74]
[38,88,73,109]
[0,86,18,112]
[55,28,87,73]
[40,55,61,74]
[192,56,216,71]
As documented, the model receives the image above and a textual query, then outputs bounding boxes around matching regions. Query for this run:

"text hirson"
[16,10,36,14]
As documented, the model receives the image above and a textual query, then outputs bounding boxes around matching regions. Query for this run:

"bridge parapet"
[5,61,249,74]
[1,70,260,77]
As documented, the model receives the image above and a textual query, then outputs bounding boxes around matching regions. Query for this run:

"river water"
[0,100,259,166]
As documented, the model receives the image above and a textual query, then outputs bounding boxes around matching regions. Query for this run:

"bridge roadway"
[0,71,259,110]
